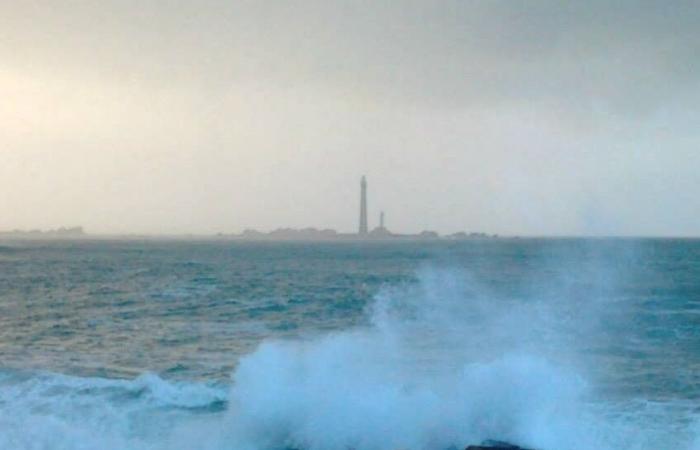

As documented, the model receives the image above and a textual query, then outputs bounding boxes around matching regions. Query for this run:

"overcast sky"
[1,1,699,236]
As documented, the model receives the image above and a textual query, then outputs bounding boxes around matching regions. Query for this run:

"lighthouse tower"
[359,176,368,235]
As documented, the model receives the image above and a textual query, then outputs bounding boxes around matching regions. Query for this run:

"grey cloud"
[2,1,699,114]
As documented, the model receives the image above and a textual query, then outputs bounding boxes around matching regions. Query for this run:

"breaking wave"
[1,267,699,449]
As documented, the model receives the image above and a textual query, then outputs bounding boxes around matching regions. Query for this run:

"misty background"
[1,0,698,236]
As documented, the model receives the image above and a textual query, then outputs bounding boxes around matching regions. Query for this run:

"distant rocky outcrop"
[0,226,85,238]
[466,440,535,450]
[282,440,533,450]
[238,227,339,240]
[446,231,498,240]
[368,225,392,238]
[223,227,503,241]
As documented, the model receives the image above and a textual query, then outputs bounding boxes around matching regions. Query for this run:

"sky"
[1,0,699,236]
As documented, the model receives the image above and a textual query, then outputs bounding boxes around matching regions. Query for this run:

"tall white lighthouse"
[359,176,368,235]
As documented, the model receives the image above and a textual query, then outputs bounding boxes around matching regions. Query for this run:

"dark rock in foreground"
[466,440,535,450]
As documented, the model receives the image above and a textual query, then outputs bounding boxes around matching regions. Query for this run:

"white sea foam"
[223,266,700,450]
[0,370,227,450]
[224,267,587,450]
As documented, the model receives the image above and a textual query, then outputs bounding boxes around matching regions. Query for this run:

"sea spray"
[226,266,596,450]
[229,343,589,450]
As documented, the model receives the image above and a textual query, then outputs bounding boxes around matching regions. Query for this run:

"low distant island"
[216,177,498,241]
[215,228,497,241]
[0,226,86,239]
[0,226,497,241]
[0,177,500,241]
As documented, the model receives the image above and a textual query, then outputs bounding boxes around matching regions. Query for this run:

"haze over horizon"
[2,1,699,237]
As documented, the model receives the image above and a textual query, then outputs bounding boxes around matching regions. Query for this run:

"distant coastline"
[0,177,505,242]
[0,227,86,239]
[216,227,498,241]
[0,226,499,241]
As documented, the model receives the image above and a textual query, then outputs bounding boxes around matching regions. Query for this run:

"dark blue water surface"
[0,238,699,449]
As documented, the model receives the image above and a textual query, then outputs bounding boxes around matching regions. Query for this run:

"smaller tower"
[380,211,385,229]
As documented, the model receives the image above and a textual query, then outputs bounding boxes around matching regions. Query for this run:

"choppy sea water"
[1,238,699,450]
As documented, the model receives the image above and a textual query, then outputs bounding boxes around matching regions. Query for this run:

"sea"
[0,238,699,450]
